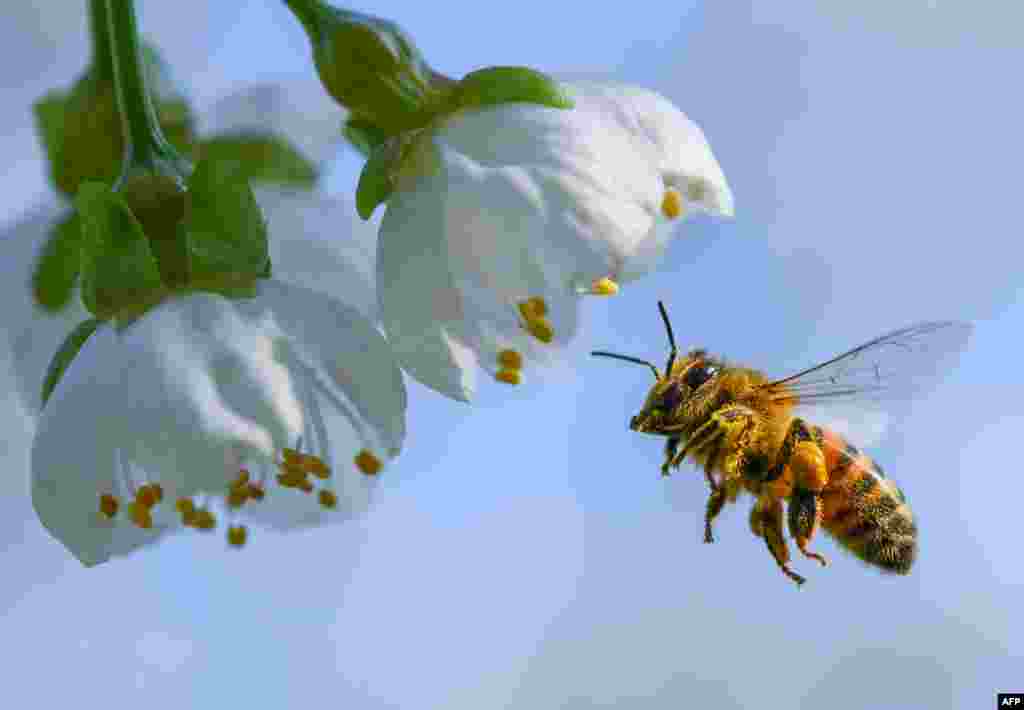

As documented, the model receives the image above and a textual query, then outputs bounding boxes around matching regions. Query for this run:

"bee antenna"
[591,351,661,380]
[658,301,678,376]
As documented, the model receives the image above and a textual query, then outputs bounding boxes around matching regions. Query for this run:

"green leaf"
[196,135,318,187]
[76,182,164,319]
[32,212,81,312]
[356,143,397,220]
[343,118,389,157]
[41,318,102,408]
[453,66,574,111]
[184,157,269,279]
[33,92,68,185]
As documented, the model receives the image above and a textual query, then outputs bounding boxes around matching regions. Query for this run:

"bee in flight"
[592,303,972,586]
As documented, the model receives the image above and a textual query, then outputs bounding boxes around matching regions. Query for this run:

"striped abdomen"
[814,426,917,574]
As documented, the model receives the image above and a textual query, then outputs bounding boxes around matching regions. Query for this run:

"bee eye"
[683,363,718,390]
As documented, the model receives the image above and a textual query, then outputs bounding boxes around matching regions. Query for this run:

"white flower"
[376,81,734,401]
[0,83,350,415]
[31,281,406,566]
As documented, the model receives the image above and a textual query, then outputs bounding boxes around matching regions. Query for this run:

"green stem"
[105,0,172,167]
[88,0,114,79]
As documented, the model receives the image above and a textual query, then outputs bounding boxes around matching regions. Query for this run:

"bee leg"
[703,439,722,492]
[669,405,757,470]
[704,487,726,543]
[660,437,681,478]
[668,419,719,470]
[773,418,830,568]
[788,488,829,567]
[750,497,806,587]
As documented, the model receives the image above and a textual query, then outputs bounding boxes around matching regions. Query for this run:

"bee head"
[629,353,720,433]
[592,301,720,434]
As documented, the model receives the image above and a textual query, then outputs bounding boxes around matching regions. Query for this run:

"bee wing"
[759,321,973,446]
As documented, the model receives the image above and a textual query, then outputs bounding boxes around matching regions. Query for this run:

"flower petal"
[31,326,164,566]
[244,280,407,456]
[377,173,479,401]
[0,200,90,414]
[590,82,735,218]
[256,186,379,321]
[112,292,308,497]
[432,81,733,280]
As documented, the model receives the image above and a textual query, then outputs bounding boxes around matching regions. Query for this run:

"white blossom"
[376,81,734,401]
[31,281,405,566]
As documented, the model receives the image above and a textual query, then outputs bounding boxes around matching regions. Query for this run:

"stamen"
[318,490,338,509]
[661,187,684,219]
[135,484,160,508]
[175,498,195,514]
[246,484,266,501]
[226,486,248,509]
[128,501,153,529]
[518,297,548,320]
[497,349,523,370]
[192,509,217,531]
[227,525,248,548]
[298,479,314,494]
[99,494,119,519]
[495,369,522,385]
[234,469,250,487]
[589,277,619,296]
[282,448,302,465]
[302,454,331,480]
[276,468,307,489]
[523,317,554,344]
[355,449,382,476]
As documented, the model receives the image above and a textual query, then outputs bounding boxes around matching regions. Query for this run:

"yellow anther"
[181,510,198,527]
[135,484,159,508]
[661,187,685,219]
[495,369,522,385]
[246,484,265,501]
[497,349,523,370]
[175,498,195,514]
[227,525,248,548]
[282,448,302,464]
[517,297,548,320]
[318,490,338,509]
[355,449,382,476]
[276,470,307,489]
[226,487,248,509]
[303,454,331,479]
[99,494,119,519]
[128,502,153,529]
[590,277,620,296]
[298,479,314,494]
[523,316,554,344]
[192,509,216,531]
[235,469,250,486]
[278,460,306,476]
[150,483,164,503]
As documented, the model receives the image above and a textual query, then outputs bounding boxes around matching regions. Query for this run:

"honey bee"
[592,303,972,586]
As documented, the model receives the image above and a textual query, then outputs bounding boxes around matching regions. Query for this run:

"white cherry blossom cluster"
[3,60,732,566]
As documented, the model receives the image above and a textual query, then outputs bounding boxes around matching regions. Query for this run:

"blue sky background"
[1,1,1022,708]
